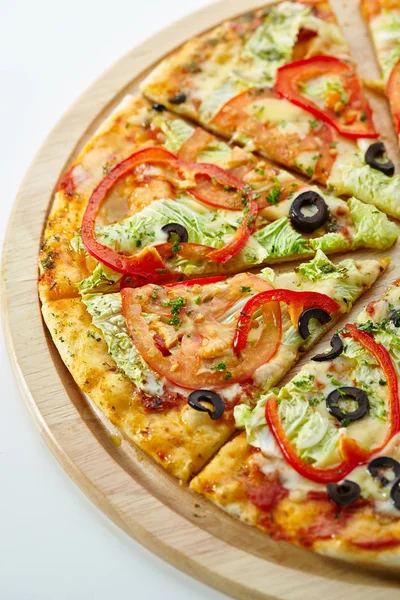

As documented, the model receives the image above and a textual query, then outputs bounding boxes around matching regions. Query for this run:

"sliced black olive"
[365,142,395,177]
[368,456,400,487]
[327,480,361,506]
[161,223,189,243]
[289,191,328,233]
[326,387,369,423]
[169,92,187,104]
[298,308,331,340]
[391,479,400,510]
[312,333,343,362]
[152,103,166,112]
[390,310,400,327]
[188,390,225,420]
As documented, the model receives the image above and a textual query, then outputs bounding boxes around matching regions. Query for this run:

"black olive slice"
[326,387,369,423]
[365,142,395,177]
[289,191,328,233]
[368,456,400,487]
[169,93,187,104]
[391,479,400,510]
[188,390,225,420]
[327,480,361,506]
[161,223,189,243]
[298,308,331,340]
[390,310,400,327]
[152,103,166,112]
[312,333,343,362]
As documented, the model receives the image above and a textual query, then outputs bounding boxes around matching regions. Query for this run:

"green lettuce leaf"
[78,263,122,296]
[309,232,350,253]
[83,292,164,396]
[238,1,312,85]
[96,197,240,252]
[329,162,400,219]
[349,197,399,250]
[153,117,194,153]
[253,217,311,258]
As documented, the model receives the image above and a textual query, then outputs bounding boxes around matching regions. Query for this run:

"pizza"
[41,252,387,481]
[39,94,398,304]
[361,0,400,141]
[191,279,400,565]
[37,0,400,569]
[141,0,400,217]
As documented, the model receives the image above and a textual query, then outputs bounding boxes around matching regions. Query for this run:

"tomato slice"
[233,290,340,354]
[387,60,400,135]
[265,322,400,483]
[275,56,378,139]
[121,273,282,389]
[178,127,214,162]
[81,146,259,280]
[211,88,335,183]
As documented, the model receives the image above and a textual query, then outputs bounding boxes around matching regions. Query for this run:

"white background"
[0,1,229,598]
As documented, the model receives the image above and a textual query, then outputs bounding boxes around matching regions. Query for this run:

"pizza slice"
[191,277,400,565]
[141,0,400,217]
[361,0,400,142]
[41,251,388,482]
[39,95,398,304]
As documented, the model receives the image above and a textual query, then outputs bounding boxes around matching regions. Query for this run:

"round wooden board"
[2,1,400,597]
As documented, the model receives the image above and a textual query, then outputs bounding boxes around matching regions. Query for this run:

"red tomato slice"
[178,127,214,162]
[121,273,282,389]
[387,60,400,135]
[211,88,336,182]
[275,56,378,139]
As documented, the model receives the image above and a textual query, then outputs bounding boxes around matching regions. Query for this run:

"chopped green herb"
[210,362,227,372]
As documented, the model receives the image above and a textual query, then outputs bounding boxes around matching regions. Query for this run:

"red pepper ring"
[233,290,340,354]
[264,323,400,484]
[275,55,378,139]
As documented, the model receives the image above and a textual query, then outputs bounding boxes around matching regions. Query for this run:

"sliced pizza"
[39,94,398,303]
[361,0,400,141]
[41,252,387,482]
[191,277,400,565]
[141,0,400,217]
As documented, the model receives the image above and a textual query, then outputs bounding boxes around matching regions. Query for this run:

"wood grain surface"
[2,1,400,598]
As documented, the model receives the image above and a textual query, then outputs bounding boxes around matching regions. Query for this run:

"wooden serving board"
[2,1,400,598]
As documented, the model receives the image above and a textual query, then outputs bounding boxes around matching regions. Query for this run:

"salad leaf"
[253,216,311,258]
[349,197,399,250]
[83,292,164,396]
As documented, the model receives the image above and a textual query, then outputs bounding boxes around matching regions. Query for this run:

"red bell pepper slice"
[275,56,378,139]
[387,60,400,135]
[265,322,400,484]
[233,290,340,354]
